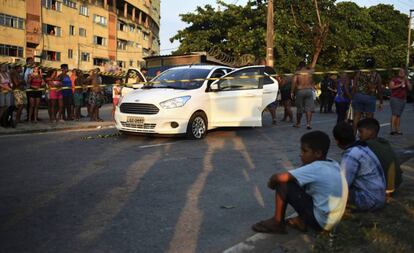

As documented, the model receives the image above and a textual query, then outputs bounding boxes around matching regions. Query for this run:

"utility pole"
[406,10,414,68]
[266,0,274,67]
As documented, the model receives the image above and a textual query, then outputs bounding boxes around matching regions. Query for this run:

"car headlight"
[160,96,191,109]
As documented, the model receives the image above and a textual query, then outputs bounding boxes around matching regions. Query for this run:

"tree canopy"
[169,0,412,72]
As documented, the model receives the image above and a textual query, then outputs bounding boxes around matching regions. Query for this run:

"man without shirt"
[291,61,315,130]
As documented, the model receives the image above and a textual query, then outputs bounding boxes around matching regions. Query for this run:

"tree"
[170,0,411,71]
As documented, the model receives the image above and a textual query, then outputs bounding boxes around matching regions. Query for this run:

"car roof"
[167,65,232,71]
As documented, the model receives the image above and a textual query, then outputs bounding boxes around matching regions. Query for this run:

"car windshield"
[145,68,211,90]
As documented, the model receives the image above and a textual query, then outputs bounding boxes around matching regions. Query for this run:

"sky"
[159,0,414,55]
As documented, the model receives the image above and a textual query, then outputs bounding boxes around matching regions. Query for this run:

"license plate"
[126,116,144,124]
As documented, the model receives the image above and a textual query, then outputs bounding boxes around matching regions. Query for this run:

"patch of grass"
[313,184,414,253]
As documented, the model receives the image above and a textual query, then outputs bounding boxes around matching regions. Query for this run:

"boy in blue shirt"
[333,122,385,211]
[252,131,348,234]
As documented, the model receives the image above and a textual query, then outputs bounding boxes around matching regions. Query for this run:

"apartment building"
[0,0,160,70]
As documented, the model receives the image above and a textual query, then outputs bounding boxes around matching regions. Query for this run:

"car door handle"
[244,94,256,97]
[263,91,273,94]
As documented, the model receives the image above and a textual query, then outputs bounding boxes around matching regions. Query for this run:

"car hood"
[121,88,192,104]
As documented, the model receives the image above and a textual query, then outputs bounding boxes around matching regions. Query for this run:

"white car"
[115,65,279,139]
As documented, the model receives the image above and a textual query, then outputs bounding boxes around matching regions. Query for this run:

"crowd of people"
[273,58,413,136]
[0,57,115,128]
[253,58,412,235]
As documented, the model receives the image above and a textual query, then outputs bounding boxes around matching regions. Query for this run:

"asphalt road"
[1,102,413,253]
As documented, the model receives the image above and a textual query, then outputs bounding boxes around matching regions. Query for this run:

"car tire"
[186,112,208,139]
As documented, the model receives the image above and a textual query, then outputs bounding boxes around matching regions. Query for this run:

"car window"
[263,74,275,85]
[208,69,226,85]
[125,69,145,84]
[148,68,211,90]
[219,68,260,91]
[263,66,276,85]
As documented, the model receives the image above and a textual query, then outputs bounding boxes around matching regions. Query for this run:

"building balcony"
[26,31,41,47]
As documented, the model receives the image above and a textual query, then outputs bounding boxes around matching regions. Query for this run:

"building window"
[93,36,106,46]
[42,23,61,36]
[42,0,62,11]
[81,52,90,62]
[0,14,24,29]
[68,49,73,59]
[127,41,134,47]
[79,27,86,37]
[117,20,126,31]
[42,50,61,61]
[93,14,107,26]
[117,61,125,68]
[69,25,75,35]
[129,24,135,32]
[93,58,108,66]
[143,48,149,57]
[129,60,133,67]
[143,33,148,41]
[79,5,88,16]
[0,44,23,57]
[117,39,127,50]
[62,0,76,8]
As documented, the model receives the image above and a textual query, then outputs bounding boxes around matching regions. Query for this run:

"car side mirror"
[210,82,219,91]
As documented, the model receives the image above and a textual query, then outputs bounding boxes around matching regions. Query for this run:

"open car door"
[122,68,147,96]
[208,66,263,127]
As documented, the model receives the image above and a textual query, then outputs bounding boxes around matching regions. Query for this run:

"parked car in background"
[115,65,279,139]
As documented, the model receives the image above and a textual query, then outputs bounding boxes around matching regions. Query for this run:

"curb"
[0,123,115,136]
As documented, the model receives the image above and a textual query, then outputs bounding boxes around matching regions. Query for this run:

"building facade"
[0,0,160,70]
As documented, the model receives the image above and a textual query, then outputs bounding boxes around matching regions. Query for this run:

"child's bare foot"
[286,216,307,232]
[252,218,287,234]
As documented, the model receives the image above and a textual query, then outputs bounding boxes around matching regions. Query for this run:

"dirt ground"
[313,165,414,253]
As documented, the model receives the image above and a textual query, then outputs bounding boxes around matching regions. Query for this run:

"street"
[1,103,414,253]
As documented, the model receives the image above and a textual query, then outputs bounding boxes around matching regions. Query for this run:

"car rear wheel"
[186,112,207,139]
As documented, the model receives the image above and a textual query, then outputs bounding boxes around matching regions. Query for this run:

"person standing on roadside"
[112,78,122,121]
[59,64,73,120]
[46,69,64,123]
[291,61,315,130]
[87,70,104,122]
[280,71,293,122]
[334,72,351,123]
[0,64,13,127]
[352,58,383,133]
[23,57,34,121]
[73,70,85,121]
[319,75,331,113]
[389,68,412,135]
[327,75,337,113]
[10,65,27,125]
[27,66,44,123]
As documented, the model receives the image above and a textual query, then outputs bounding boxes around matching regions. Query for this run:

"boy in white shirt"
[253,131,348,233]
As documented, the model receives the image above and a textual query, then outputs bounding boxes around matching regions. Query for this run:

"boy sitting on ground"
[252,131,348,234]
[333,122,386,211]
[357,118,402,197]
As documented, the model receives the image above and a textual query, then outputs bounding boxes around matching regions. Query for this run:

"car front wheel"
[186,112,207,139]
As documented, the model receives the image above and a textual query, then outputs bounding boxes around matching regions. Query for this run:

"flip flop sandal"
[252,218,287,234]
[286,218,308,232]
